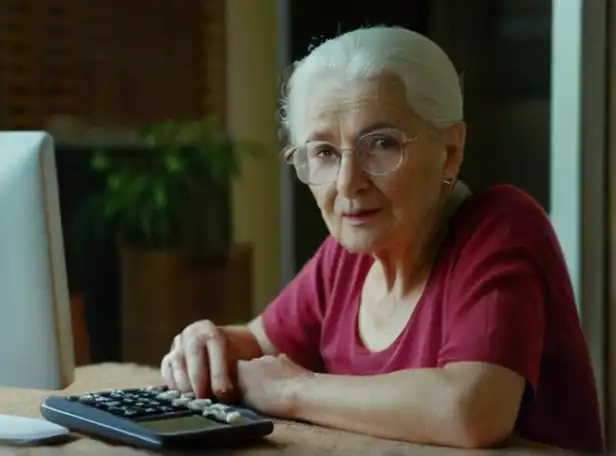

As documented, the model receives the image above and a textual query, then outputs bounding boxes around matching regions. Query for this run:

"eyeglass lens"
[293,130,405,184]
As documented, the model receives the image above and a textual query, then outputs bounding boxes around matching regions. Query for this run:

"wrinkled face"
[291,73,465,254]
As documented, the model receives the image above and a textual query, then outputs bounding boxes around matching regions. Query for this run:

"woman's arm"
[288,361,525,449]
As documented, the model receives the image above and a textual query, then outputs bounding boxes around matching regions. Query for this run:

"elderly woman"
[161,26,603,452]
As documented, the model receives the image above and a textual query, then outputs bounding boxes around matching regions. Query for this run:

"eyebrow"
[306,121,399,143]
[357,121,398,137]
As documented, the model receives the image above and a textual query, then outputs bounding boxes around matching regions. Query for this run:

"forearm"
[289,368,499,448]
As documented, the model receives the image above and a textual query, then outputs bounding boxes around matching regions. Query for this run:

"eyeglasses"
[284,128,425,185]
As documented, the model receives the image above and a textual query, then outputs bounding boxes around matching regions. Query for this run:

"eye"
[371,136,399,150]
[310,143,339,160]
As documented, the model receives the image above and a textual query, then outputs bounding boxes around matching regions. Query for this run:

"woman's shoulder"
[452,184,553,240]
[459,183,547,219]
[446,184,560,262]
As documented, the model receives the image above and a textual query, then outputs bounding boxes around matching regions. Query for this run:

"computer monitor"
[0,131,75,389]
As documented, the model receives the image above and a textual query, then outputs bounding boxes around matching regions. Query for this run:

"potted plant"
[87,118,256,256]
[77,117,260,365]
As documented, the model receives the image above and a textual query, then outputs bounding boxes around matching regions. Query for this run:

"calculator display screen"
[139,415,224,434]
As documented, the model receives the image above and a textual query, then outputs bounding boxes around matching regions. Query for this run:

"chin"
[335,232,387,254]
[326,217,392,254]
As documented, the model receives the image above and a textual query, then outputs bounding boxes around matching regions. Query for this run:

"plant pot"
[120,244,253,367]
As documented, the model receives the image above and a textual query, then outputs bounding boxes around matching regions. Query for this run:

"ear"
[443,122,466,181]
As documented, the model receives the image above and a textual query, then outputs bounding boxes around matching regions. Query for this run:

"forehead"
[294,73,416,143]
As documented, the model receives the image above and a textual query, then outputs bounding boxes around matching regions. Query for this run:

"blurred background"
[1,0,615,448]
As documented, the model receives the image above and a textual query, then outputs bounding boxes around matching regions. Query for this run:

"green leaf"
[164,154,182,173]
[92,152,110,171]
[152,182,168,210]
[81,116,265,249]
[140,209,153,242]
[108,173,122,191]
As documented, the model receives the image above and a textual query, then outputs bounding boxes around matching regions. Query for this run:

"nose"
[336,152,368,198]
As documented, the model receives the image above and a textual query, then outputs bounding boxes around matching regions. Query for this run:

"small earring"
[443,178,453,185]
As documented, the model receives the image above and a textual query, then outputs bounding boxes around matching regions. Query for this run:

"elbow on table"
[449,421,512,449]
[391,395,515,448]
[445,402,516,449]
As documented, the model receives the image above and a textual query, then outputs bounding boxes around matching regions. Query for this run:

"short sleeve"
[438,222,546,392]
[260,237,336,371]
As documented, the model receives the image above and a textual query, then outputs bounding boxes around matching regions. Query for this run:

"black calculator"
[39,385,274,449]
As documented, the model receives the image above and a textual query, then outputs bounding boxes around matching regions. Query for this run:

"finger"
[171,351,191,392]
[170,335,180,352]
[160,354,177,390]
[184,333,210,399]
[204,329,233,400]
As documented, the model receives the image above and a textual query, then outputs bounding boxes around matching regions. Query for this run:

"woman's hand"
[236,354,313,418]
[160,320,262,401]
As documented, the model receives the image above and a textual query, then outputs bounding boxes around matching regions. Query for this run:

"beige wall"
[225,0,281,314]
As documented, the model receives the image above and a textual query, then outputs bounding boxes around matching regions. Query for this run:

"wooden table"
[0,364,556,455]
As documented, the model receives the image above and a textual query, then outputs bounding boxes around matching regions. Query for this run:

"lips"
[342,209,381,217]
[341,209,382,223]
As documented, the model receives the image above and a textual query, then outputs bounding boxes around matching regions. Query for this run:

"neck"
[373,181,470,298]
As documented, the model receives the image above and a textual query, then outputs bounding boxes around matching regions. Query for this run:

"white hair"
[279,26,463,144]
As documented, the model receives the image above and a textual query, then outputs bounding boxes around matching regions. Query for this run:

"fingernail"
[215,386,232,396]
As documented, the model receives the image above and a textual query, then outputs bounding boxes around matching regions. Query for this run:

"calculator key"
[202,405,243,424]
[170,402,190,411]
[144,385,167,395]
[187,399,212,411]
[141,400,158,407]
[78,395,96,405]
[172,397,191,407]
[156,390,181,400]
[225,411,245,425]
[209,403,232,413]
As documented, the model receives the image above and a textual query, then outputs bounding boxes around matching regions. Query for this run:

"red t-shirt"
[261,184,603,452]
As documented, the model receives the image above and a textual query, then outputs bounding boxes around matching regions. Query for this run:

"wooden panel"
[121,244,253,368]
[0,0,225,129]
[203,0,226,123]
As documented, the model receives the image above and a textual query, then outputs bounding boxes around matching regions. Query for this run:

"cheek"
[312,186,338,233]
[380,159,442,215]
[310,185,336,214]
